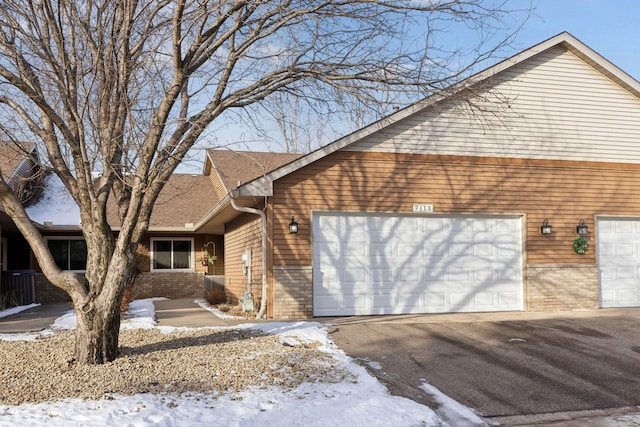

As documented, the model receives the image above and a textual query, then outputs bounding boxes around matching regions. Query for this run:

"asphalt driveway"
[324,309,640,425]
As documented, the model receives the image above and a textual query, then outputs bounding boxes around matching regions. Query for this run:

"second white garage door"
[313,213,523,316]
[598,217,640,308]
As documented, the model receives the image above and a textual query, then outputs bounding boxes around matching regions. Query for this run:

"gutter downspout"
[230,193,268,319]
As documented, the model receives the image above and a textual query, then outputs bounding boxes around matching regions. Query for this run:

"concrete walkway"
[153,298,239,328]
[0,301,72,333]
[0,298,242,334]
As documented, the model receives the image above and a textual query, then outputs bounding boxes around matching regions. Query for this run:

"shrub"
[0,291,18,311]
[120,286,134,313]
[120,245,150,314]
[217,303,231,313]
[206,287,227,306]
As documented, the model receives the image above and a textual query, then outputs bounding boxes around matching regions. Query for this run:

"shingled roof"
[205,150,302,192]
[148,174,219,228]
[103,173,219,229]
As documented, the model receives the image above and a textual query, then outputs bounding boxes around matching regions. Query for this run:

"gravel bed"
[0,328,354,406]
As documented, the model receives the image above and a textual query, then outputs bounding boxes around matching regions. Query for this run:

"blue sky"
[183,0,640,161]
[514,0,640,79]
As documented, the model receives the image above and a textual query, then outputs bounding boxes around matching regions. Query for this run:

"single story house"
[200,32,640,319]
[2,32,640,320]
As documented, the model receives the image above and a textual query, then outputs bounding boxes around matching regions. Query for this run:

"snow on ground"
[0,303,39,319]
[195,298,242,319]
[0,301,484,427]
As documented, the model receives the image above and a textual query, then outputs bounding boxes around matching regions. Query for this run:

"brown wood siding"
[271,150,640,267]
[224,214,262,305]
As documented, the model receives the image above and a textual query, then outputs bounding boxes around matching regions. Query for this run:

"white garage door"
[598,218,640,307]
[312,213,523,316]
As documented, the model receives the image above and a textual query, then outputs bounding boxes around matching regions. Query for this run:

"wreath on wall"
[573,237,588,255]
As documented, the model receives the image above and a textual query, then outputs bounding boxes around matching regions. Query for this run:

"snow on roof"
[25,173,80,226]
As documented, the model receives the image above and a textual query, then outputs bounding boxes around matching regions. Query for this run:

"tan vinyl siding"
[348,45,640,164]
[272,151,640,268]
[224,214,262,306]
[209,172,228,201]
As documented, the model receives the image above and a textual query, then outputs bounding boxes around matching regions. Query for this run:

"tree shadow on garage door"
[313,211,524,316]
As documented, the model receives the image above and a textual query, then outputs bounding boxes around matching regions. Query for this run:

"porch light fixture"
[540,219,553,236]
[576,219,589,235]
[288,217,299,234]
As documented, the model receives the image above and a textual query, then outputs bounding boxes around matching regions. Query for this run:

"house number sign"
[412,204,434,213]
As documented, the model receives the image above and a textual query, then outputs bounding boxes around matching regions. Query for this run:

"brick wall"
[273,266,313,319]
[35,273,72,303]
[34,271,205,303]
[526,264,599,311]
[133,272,205,299]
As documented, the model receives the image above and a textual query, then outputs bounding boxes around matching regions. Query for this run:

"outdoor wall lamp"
[576,219,589,235]
[540,219,553,236]
[289,217,299,234]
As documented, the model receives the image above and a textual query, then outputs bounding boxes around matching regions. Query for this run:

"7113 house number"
[412,204,434,213]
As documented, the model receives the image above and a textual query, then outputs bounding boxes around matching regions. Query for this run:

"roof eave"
[233,32,640,196]
[193,194,231,231]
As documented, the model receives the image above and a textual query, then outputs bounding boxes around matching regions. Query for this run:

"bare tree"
[0,0,529,364]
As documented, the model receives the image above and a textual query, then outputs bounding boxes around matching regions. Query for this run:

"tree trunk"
[69,238,133,364]
[74,298,122,364]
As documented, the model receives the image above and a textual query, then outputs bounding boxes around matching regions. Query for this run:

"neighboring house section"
[21,171,225,303]
[200,32,640,319]
[0,142,43,305]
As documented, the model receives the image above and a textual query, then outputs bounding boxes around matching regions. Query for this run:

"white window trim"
[45,236,87,272]
[150,237,195,272]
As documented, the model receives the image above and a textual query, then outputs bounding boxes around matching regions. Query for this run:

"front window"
[151,238,193,271]
[47,238,87,271]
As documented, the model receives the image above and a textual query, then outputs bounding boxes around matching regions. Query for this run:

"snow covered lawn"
[0,300,484,426]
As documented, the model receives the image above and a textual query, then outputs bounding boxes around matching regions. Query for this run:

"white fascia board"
[193,194,231,231]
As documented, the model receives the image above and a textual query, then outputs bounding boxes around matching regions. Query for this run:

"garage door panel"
[450,292,472,310]
[617,289,638,303]
[423,243,447,257]
[616,266,636,279]
[313,213,523,316]
[343,268,367,286]
[616,244,634,257]
[424,293,447,308]
[396,269,420,284]
[371,242,395,258]
[343,294,367,311]
[423,218,448,232]
[372,295,394,312]
[614,221,634,233]
[498,267,522,282]
[473,243,496,257]
[599,218,640,308]
[370,268,393,284]
[397,242,420,257]
[448,243,472,257]
[498,291,521,307]
[475,292,497,307]
[474,268,494,282]
[424,268,446,282]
